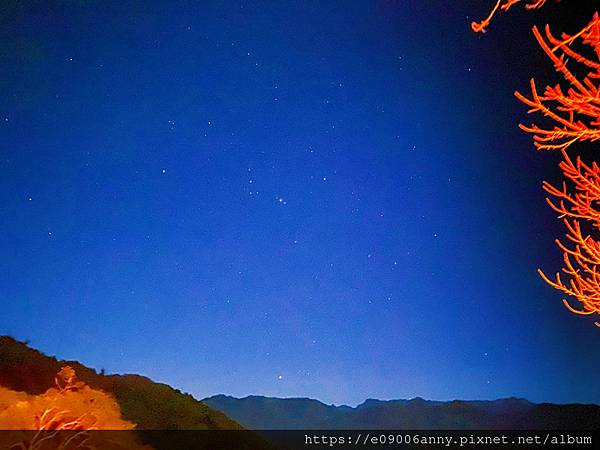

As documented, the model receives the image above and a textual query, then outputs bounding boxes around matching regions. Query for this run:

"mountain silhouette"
[203,394,600,429]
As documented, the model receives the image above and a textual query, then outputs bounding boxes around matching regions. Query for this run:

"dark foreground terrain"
[0,335,241,430]
[0,336,274,449]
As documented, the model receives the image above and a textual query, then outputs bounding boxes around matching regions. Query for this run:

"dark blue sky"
[1,0,599,406]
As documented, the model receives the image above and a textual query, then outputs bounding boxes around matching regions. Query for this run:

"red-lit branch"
[471,0,547,33]
[514,14,600,326]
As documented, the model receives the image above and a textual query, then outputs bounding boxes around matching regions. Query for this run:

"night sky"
[1,0,600,406]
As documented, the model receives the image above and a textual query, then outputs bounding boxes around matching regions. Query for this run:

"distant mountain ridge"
[203,394,600,430]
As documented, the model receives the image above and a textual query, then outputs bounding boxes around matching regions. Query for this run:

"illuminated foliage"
[473,3,600,325]
[515,14,600,326]
[514,15,600,152]
[0,366,152,449]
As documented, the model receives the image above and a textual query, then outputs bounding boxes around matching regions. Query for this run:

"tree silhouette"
[474,3,600,326]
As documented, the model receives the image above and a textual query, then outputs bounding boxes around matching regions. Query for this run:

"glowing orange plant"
[514,13,600,326]
[474,5,600,326]
[0,367,152,449]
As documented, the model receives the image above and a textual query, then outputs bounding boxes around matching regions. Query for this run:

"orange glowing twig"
[471,0,546,33]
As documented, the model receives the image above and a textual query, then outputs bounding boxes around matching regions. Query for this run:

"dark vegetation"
[0,335,241,430]
[0,336,279,448]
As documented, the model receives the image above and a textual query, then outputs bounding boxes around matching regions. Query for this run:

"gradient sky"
[1,0,599,406]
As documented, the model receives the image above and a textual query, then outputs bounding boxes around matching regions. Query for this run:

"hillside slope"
[203,394,600,430]
[0,336,241,430]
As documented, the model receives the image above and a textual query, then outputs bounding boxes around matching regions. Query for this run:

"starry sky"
[1,0,600,407]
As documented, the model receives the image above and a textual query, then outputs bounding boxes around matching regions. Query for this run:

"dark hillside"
[0,336,241,430]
